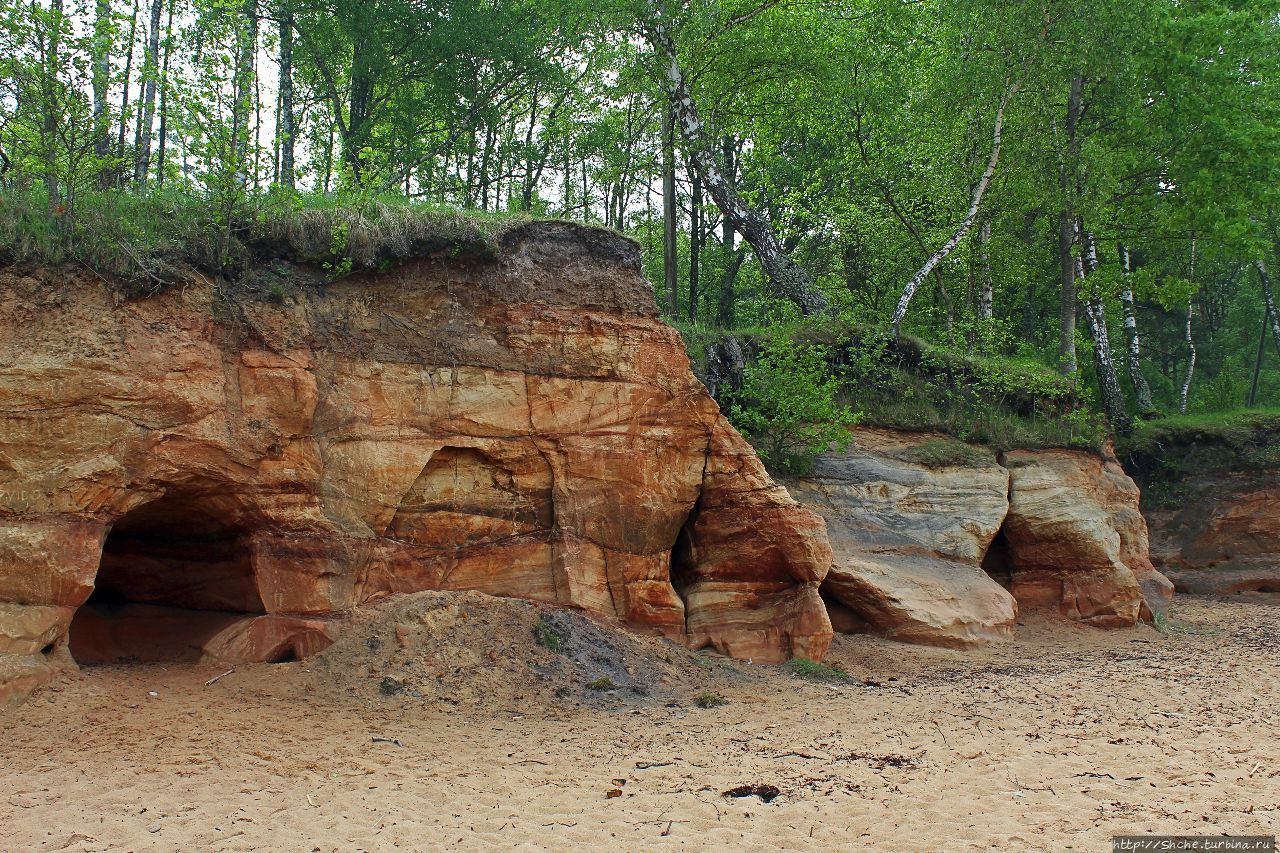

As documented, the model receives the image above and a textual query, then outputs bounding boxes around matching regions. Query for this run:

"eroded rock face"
[789,430,1017,649]
[1144,475,1280,595]
[0,222,831,704]
[791,430,1172,647]
[1001,450,1172,625]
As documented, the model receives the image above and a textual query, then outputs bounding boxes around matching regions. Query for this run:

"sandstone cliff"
[0,222,833,704]
[1123,416,1280,595]
[1144,477,1280,594]
[789,429,1173,648]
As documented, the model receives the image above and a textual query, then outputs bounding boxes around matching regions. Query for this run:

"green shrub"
[693,690,728,708]
[785,657,851,683]
[586,675,617,691]
[532,616,568,653]
[727,334,860,475]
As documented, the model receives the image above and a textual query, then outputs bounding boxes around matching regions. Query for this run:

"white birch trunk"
[133,0,163,184]
[1256,260,1280,359]
[1118,246,1155,414]
[1179,239,1198,415]
[1085,296,1132,433]
[1079,231,1131,431]
[642,8,827,316]
[977,219,993,320]
[892,83,1016,335]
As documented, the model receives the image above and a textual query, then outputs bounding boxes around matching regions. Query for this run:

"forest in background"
[2,0,1279,468]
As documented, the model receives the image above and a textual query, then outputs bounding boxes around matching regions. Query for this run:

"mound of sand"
[306,590,744,709]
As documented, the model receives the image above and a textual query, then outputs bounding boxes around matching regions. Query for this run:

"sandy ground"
[3,594,1278,852]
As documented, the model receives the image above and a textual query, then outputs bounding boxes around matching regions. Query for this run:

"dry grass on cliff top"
[0,186,553,293]
[4,594,1278,851]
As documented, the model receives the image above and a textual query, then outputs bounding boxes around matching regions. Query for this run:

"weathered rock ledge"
[1122,419,1280,596]
[1144,474,1280,595]
[0,222,833,705]
[789,429,1173,649]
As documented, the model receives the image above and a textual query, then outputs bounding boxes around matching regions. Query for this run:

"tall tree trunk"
[1179,239,1198,415]
[717,248,746,329]
[229,0,258,183]
[1080,232,1131,432]
[92,0,112,188]
[117,0,138,166]
[520,90,540,210]
[276,9,293,189]
[153,0,174,186]
[892,84,1016,334]
[41,0,65,213]
[322,123,334,192]
[1118,246,1155,415]
[642,10,826,316]
[716,137,739,329]
[1085,297,1132,433]
[977,219,993,320]
[1057,73,1084,376]
[689,164,701,322]
[661,103,678,316]
[1179,303,1196,415]
[1257,260,1280,359]
[1249,295,1269,408]
[132,0,162,184]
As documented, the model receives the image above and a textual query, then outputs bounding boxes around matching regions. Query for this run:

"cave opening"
[981,527,1014,589]
[69,491,266,665]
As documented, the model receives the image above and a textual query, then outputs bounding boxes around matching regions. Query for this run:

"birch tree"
[891,83,1016,335]
[1117,246,1156,415]
[640,1,827,316]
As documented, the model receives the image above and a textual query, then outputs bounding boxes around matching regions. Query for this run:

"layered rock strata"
[0,222,832,704]
[1144,476,1280,595]
[791,430,1172,648]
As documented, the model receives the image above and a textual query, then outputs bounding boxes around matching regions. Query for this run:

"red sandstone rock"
[0,223,833,702]
[1146,475,1280,594]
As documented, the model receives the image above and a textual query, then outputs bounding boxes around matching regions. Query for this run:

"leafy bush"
[785,657,851,682]
[727,334,860,475]
[532,616,568,653]
[693,690,728,708]
[586,675,617,691]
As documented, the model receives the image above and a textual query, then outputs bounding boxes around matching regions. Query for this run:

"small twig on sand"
[371,736,404,747]
[204,668,235,686]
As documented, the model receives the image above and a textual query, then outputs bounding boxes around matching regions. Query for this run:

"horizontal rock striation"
[0,222,832,704]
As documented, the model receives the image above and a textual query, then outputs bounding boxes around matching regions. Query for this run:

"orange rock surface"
[1145,475,1280,595]
[1001,449,1173,625]
[0,223,832,704]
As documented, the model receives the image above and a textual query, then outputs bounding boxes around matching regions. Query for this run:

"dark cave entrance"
[69,492,266,664]
[981,527,1014,589]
